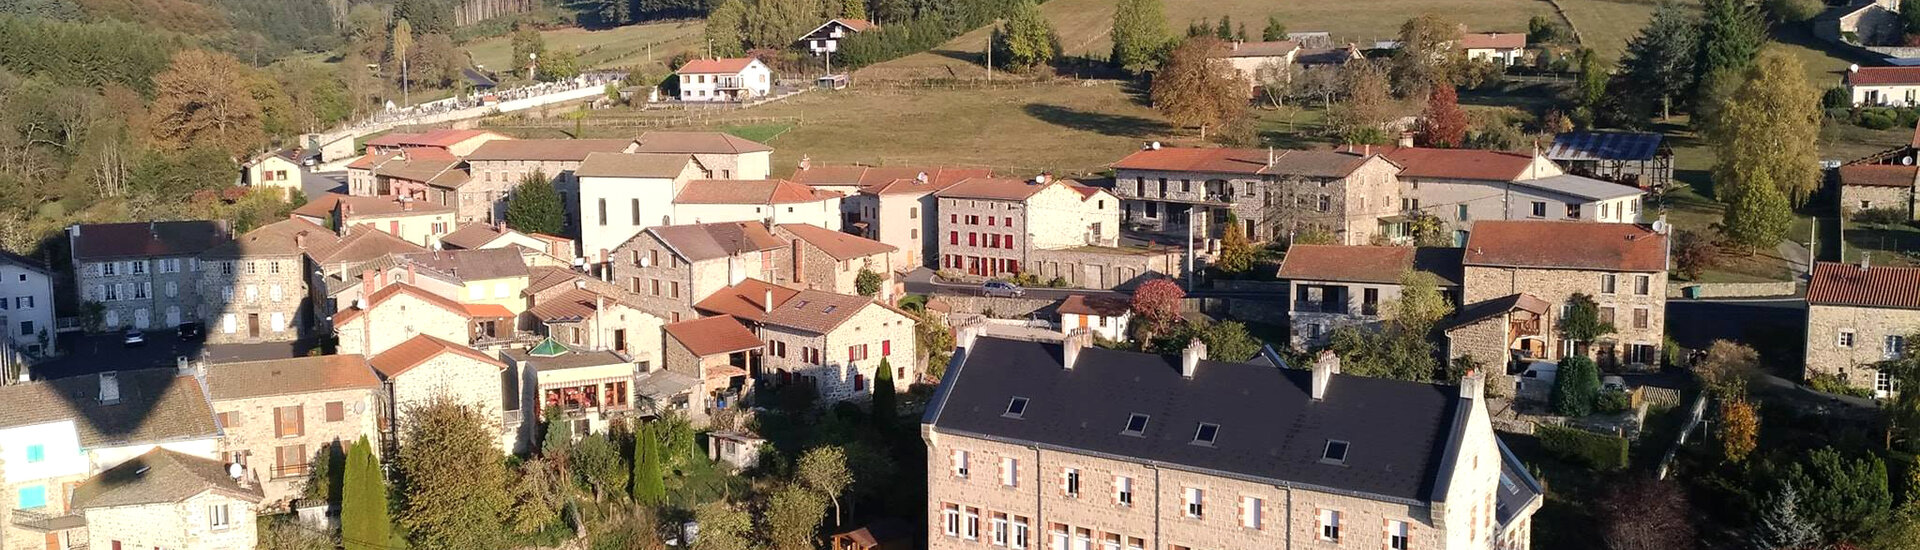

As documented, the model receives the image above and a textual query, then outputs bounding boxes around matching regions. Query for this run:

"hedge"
[1536,424,1629,471]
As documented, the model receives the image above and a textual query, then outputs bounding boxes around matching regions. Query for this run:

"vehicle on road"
[123,329,145,347]
[983,280,1025,297]
[178,322,204,341]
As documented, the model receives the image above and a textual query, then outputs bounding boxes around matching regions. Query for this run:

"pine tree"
[1698,0,1765,83]
[1415,83,1469,147]
[631,423,667,505]
[1110,0,1170,75]
[1237,22,1248,42]
[505,171,563,236]
[872,357,898,426]
[1617,2,1698,121]
[540,404,570,456]
[1262,15,1286,41]
[1215,15,1233,40]
[1751,484,1821,550]
[842,0,867,20]
[342,436,392,550]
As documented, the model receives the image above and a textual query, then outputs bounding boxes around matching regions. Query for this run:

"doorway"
[248,314,260,338]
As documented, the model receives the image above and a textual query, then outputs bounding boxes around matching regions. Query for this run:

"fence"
[486,114,807,130]
[1666,280,1800,299]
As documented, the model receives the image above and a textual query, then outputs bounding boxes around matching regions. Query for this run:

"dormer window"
[1004,397,1029,419]
[1191,423,1219,446]
[1122,414,1149,436]
[1321,440,1350,465]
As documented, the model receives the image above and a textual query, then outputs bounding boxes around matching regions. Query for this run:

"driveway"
[303,169,346,197]
[31,329,317,380]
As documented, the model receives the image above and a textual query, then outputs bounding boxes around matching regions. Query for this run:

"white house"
[676,58,774,102]
[1210,40,1299,88]
[1459,32,1527,66]
[1056,294,1131,342]
[575,152,711,261]
[240,151,303,200]
[0,251,56,362]
[672,179,844,230]
[1846,65,1920,106]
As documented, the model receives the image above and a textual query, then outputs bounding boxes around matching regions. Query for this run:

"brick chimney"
[1311,350,1341,400]
[1063,328,1093,370]
[1180,339,1207,378]
[361,268,376,297]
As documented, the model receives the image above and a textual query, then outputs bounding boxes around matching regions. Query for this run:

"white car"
[1601,376,1628,393]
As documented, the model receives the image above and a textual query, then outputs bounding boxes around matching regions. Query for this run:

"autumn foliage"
[1415,83,1469,148]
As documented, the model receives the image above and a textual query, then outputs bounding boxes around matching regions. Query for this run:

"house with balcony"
[1803,261,1920,396]
[502,338,643,449]
[71,447,263,550]
[1382,147,1644,245]
[1109,145,1402,247]
[675,58,774,102]
[1277,245,1464,347]
[663,314,764,420]
[201,355,381,507]
[798,18,875,57]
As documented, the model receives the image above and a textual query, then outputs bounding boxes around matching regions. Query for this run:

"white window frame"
[943,504,961,537]
[1062,468,1080,497]
[991,515,1009,546]
[952,449,969,478]
[1387,519,1410,550]
[1318,509,1342,542]
[964,507,980,540]
[1241,496,1263,529]
[1839,329,1856,348]
[1114,475,1132,507]
[1001,457,1018,487]
[1183,487,1204,518]
[1011,517,1029,549]
[209,503,231,529]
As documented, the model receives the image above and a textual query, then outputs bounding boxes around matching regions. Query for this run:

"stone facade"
[848,190,939,269]
[1285,278,1408,348]
[198,256,308,344]
[1026,247,1180,290]
[77,254,203,331]
[384,352,506,444]
[83,492,258,550]
[335,289,471,356]
[1113,155,1401,246]
[537,300,664,364]
[210,387,379,506]
[936,183,1121,281]
[1804,303,1920,394]
[1841,183,1917,220]
[1462,266,1666,368]
[609,231,786,323]
[762,303,917,400]
[466,158,590,224]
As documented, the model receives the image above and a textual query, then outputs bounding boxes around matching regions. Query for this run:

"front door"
[1078,315,1088,329]
[248,314,260,338]
[614,329,627,353]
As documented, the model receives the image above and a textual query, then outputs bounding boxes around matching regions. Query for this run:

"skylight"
[1322,440,1350,464]
[1122,414,1150,436]
[824,305,837,313]
[1192,423,1219,446]
[1004,397,1029,419]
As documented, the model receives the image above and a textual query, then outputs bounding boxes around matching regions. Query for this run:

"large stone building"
[695,279,918,402]
[1383,148,1643,245]
[1278,245,1464,347]
[935,177,1132,284]
[1449,221,1669,370]
[303,227,431,325]
[1803,261,1919,396]
[201,355,381,507]
[465,138,639,226]
[71,448,262,550]
[198,219,339,344]
[344,148,469,201]
[923,333,1542,550]
[368,334,509,449]
[773,223,897,298]
[69,221,231,331]
[610,222,790,322]
[523,271,665,360]
[1110,146,1401,246]
[575,152,711,261]
[825,167,992,267]
[629,131,774,181]
[360,128,509,158]
[292,192,458,247]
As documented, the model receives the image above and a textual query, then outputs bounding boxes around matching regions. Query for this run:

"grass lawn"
[1555,0,1663,63]
[1843,221,1920,266]
[462,21,706,75]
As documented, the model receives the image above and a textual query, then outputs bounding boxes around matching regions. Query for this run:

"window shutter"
[325,402,345,422]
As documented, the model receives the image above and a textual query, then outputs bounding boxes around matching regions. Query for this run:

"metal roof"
[1545,131,1665,162]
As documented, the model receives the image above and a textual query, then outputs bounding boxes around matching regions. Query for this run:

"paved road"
[31,329,317,381]
[901,268,1286,301]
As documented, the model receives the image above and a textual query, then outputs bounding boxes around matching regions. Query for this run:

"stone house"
[198,219,339,344]
[1110,146,1402,247]
[333,282,478,356]
[1055,295,1132,342]
[524,277,665,362]
[0,249,57,359]
[464,138,638,226]
[662,314,763,418]
[368,334,509,449]
[773,223,897,299]
[695,278,918,402]
[71,448,262,550]
[609,222,789,323]
[0,369,221,550]
[69,221,231,331]
[815,166,992,267]
[402,248,531,315]
[1803,261,1919,396]
[934,177,1120,280]
[672,179,844,231]
[1383,147,1644,245]
[440,221,554,253]
[1836,164,1919,221]
[361,128,510,158]
[1453,221,1669,370]
[1277,245,1464,348]
[303,228,431,325]
[343,147,468,200]
[1817,2,1905,50]
[291,193,457,248]
[201,355,381,507]
[924,333,1541,550]
[501,339,644,451]
[1209,40,1299,91]
[575,152,710,262]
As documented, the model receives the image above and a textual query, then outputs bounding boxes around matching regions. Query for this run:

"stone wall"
[335,292,469,356]
[1465,264,1667,368]
[1665,280,1799,299]
[1027,248,1180,290]
[212,387,380,507]
[928,296,1056,318]
[77,255,202,331]
[202,254,310,344]
[1805,303,1920,391]
[84,493,257,550]
[1840,184,1916,219]
[389,352,506,446]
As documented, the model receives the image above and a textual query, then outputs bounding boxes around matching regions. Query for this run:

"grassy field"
[462,20,706,75]
[1555,0,1662,62]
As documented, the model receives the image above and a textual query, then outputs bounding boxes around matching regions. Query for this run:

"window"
[1183,487,1204,518]
[1879,369,1896,396]
[1100,533,1120,550]
[325,401,345,422]
[992,513,1010,546]
[209,503,232,529]
[1388,520,1410,550]
[25,444,44,463]
[1530,201,1547,217]
[964,507,981,540]
[1601,274,1617,294]
[1633,308,1649,329]
[1635,274,1651,295]
[275,444,307,478]
[14,296,29,309]
[1011,517,1030,549]
[952,449,970,478]
[950,232,959,245]
[1241,496,1263,529]
[1114,475,1132,506]
[943,504,962,537]
[244,261,256,275]
[1839,330,1857,348]
[849,344,869,361]
[1599,307,1615,326]
[1005,396,1029,418]
[1456,204,1470,221]
[18,321,31,337]
[1122,413,1149,436]
[274,405,304,438]
[1001,457,1018,487]
[18,485,46,509]
[1318,509,1342,542]
[1889,335,1909,360]
[1062,468,1080,496]
[1566,203,1582,218]
[1323,440,1350,464]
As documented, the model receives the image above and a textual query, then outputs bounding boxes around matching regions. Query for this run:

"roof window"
[1004,397,1029,419]
[1321,440,1350,465]
[1192,423,1219,446]
[1122,414,1150,436]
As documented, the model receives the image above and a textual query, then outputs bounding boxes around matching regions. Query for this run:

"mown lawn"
[462,21,706,75]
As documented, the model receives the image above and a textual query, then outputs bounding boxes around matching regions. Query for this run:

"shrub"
[1853,207,1913,226]
[1596,391,1632,414]
[1858,109,1898,130]
[1536,424,1630,470]
[1808,373,1876,398]
[1551,356,1601,417]
[1046,276,1067,288]
[1672,229,1718,281]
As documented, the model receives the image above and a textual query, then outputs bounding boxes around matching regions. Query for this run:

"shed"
[1545,131,1673,191]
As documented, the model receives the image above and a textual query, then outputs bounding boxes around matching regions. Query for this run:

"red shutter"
[883,340,891,356]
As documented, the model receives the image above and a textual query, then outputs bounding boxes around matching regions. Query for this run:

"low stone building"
[1836,164,1919,221]
[774,223,897,298]
[368,334,510,449]
[69,221,231,331]
[198,219,339,344]
[1803,261,1919,396]
[610,222,790,322]
[663,314,763,417]
[1025,245,1183,290]
[201,355,381,507]
[304,226,431,323]
[71,448,263,550]
[525,279,665,362]
[1056,294,1131,342]
[333,282,478,356]
[695,279,918,402]
[1455,221,1669,369]
[1277,245,1464,347]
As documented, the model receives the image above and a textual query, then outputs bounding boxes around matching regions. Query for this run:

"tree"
[855,268,883,296]
[1395,270,1455,329]
[1391,13,1463,97]
[872,357,898,424]
[505,171,563,236]
[540,404,570,456]
[916,312,955,379]
[150,49,266,157]
[1751,483,1821,550]
[1551,356,1601,416]
[1696,340,1760,399]
[1415,83,1468,147]
[1558,292,1615,345]
[505,458,564,535]
[535,48,582,82]
[705,0,749,59]
[631,422,667,505]
[1328,60,1395,143]
[1720,174,1794,254]
[1215,15,1233,40]
[1697,0,1765,89]
[1528,15,1566,44]
[1671,229,1719,280]
[1907,0,1920,36]
[1784,447,1894,541]
[797,446,853,526]
[1194,319,1261,362]
[1111,0,1170,75]
[767,483,828,550]
[692,502,755,550]
[1130,278,1186,336]
[396,399,508,550]
[841,0,866,20]
[1216,212,1255,274]
[1151,37,1250,140]
[1573,48,1608,127]
[511,26,546,78]
[1262,15,1286,41]
[572,434,627,501]
[990,0,1058,71]
[1717,397,1759,462]
[341,436,392,550]
[1599,479,1695,550]
[392,0,453,34]
[391,18,413,105]
[1707,49,1821,207]
[1764,0,1823,24]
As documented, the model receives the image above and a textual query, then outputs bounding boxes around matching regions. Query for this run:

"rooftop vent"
[1004,397,1029,419]
[98,371,120,405]
[1321,440,1350,465]
[1192,423,1219,447]
[1122,413,1150,437]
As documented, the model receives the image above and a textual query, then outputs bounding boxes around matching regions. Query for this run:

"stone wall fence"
[1666,280,1800,299]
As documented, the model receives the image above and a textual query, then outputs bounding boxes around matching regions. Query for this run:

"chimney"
[790,239,805,284]
[98,371,120,405]
[1063,328,1093,370]
[954,316,985,350]
[798,155,811,171]
[1364,143,1372,156]
[1310,350,1341,400]
[1181,339,1207,378]
[1267,146,1275,167]
[406,263,416,284]
[1862,253,1872,271]
[1460,368,1485,401]
[1396,132,1414,148]
[762,288,774,314]
[361,268,376,296]
[148,221,156,238]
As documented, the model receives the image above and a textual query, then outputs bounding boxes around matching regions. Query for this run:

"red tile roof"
[792,165,993,190]
[1458,32,1526,50]
[1808,261,1920,309]
[365,129,503,148]
[632,131,775,154]
[694,278,800,322]
[776,223,896,260]
[1839,164,1917,188]
[678,57,760,74]
[1381,147,1543,181]
[332,282,472,326]
[1847,66,1920,86]
[1464,221,1667,272]
[1058,295,1131,317]
[1278,245,1465,285]
[466,139,635,162]
[462,303,515,318]
[674,179,842,204]
[368,334,504,379]
[664,315,763,356]
[835,18,874,32]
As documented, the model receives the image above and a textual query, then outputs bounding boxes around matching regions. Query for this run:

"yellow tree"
[1706,48,1820,205]
[392,18,414,106]
[1718,397,1759,463]
[149,49,266,158]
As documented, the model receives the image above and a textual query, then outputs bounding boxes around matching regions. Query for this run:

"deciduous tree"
[1390,13,1463,97]
[855,268,882,296]
[1599,478,1696,550]
[505,171,563,236]
[1215,212,1255,274]
[1130,278,1186,336]
[1717,397,1758,462]
[798,446,853,526]
[1415,83,1468,147]
[1150,37,1250,140]
[1557,292,1615,345]
[572,433,627,501]
[149,49,266,157]
[841,0,866,19]
[396,399,508,550]
[767,483,828,550]
[990,0,1058,71]
[1328,60,1395,143]
[1707,49,1821,207]
[705,0,749,58]
[1720,174,1794,254]
[692,501,755,550]
[504,458,564,535]
[1110,0,1170,74]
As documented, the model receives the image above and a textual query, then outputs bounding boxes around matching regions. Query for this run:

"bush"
[1046,276,1067,288]
[1536,424,1630,470]
[1899,107,1920,129]
[1551,356,1601,417]
[1858,109,1899,130]
[1596,391,1632,414]
[1853,207,1913,226]
[1671,229,1718,281]
[1823,87,1851,109]
[1808,373,1876,398]
[1763,0,1824,23]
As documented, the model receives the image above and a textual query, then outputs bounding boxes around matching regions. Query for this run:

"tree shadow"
[928,49,984,65]
[1021,103,1171,139]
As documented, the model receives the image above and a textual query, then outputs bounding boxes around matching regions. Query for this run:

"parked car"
[177,322,204,341]
[1601,375,1627,393]
[122,329,145,347]
[982,280,1025,297]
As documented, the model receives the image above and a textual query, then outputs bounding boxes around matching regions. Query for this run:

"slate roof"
[1111,147,1376,178]
[633,131,775,154]
[1057,295,1131,317]
[70,448,261,510]
[1509,174,1645,201]
[1382,147,1544,181]
[204,355,380,400]
[776,223,896,260]
[1463,221,1667,272]
[649,222,786,262]
[401,248,529,281]
[1838,164,1918,188]
[1295,46,1361,66]
[1807,261,1920,309]
[575,152,701,178]
[664,315,763,356]
[1546,131,1665,162]
[0,368,218,448]
[368,334,504,379]
[678,57,760,74]
[201,218,339,259]
[674,179,841,204]
[1847,66,1920,86]
[925,336,1463,502]
[466,139,635,162]
[71,221,229,261]
[1278,245,1464,286]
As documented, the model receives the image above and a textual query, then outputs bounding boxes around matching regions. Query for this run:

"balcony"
[714,77,747,90]
[11,507,86,532]
[1293,300,1350,315]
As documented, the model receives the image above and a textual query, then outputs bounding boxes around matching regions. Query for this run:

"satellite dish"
[1850,64,1861,73]
[1903,156,1914,165]
[227,463,245,480]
